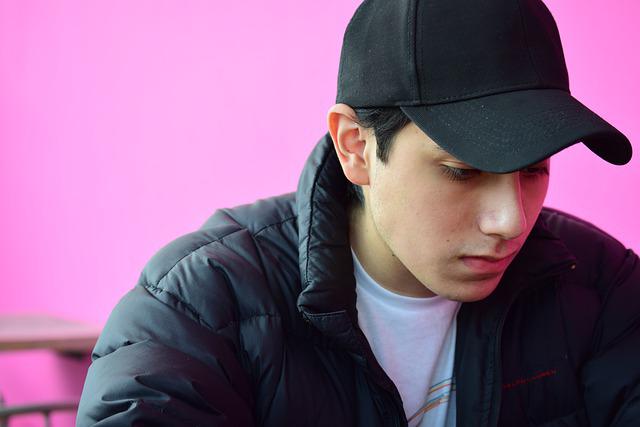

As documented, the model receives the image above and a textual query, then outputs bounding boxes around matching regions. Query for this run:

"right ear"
[326,103,372,187]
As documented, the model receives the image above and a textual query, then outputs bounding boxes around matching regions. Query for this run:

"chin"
[441,277,501,302]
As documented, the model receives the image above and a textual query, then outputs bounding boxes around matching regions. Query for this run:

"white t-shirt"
[351,248,461,427]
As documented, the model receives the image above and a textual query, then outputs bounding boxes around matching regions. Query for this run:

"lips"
[460,252,517,275]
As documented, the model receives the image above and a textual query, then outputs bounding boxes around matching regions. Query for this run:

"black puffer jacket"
[77,133,640,427]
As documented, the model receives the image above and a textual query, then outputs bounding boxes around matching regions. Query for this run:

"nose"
[477,172,526,241]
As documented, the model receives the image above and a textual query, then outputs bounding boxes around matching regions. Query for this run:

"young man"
[78,0,638,426]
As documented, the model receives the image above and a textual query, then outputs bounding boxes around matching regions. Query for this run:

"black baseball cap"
[336,0,632,173]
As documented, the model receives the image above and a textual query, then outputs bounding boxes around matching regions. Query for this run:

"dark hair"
[348,107,412,208]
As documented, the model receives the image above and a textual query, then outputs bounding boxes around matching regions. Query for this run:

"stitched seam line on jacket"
[145,223,288,331]
[144,282,214,330]
[144,281,280,333]
[143,229,246,331]
[304,143,334,289]
[154,228,245,289]
[254,215,297,237]
[146,210,295,319]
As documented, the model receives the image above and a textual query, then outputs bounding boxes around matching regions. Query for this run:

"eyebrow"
[432,143,457,158]
[433,145,447,153]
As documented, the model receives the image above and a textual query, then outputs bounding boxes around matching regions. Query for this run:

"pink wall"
[0,1,637,425]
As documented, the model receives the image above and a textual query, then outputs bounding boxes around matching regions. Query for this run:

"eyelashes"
[440,165,549,182]
[440,166,479,182]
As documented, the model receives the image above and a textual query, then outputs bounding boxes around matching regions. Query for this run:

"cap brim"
[400,88,632,173]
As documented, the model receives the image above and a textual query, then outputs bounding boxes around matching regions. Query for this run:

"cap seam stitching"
[408,0,420,101]
[394,83,567,106]
[336,0,370,103]
[516,0,543,85]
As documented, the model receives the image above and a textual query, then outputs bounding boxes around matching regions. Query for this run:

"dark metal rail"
[0,394,78,427]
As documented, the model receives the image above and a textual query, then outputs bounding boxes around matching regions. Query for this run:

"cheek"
[371,174,467,262]
[522,178,550,227]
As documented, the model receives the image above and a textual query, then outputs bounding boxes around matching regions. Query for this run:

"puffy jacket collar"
[296,132,356,319]
[295,132,577,338]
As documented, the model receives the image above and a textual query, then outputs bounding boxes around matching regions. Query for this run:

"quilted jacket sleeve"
[582,248,640,426]
[76,230,256,426]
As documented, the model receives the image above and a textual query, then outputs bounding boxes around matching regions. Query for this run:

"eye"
[440,165,480,182]
[521,165,550,177]
[440,164,549,182]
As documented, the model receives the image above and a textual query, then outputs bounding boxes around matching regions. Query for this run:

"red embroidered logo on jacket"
[502,369,558,390]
